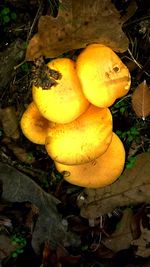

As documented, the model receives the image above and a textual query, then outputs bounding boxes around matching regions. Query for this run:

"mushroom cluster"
[21,44,131,188]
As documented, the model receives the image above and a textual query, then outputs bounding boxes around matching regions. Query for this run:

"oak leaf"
[26,0,136,60]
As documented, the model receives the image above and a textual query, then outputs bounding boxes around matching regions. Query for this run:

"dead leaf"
[131,222,150,257]
[132,80,150,119]
[0,107,20,140]
[26,0,137,60]
[77,153,150,219]
[0,39,25,90]
[24,203,39,232]
[0,162,80,254]
[128,140,141,158]
[2,137,35,164]
[0,234,18,262]
[102,208,134,252]
[0,215,12,228]
[41,243,81,267]
[92,243,114,259]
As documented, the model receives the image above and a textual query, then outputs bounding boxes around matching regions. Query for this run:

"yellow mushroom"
[76,44,131,107]
[32,58,89,124]
[20,102,51,145]
[55,133,125,188]
[45,105,113,165]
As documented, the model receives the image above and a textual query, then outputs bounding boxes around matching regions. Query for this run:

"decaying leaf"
[102,208,134,252]
[0,107,20,140]
[131,222,150,257]
[0,163,79,254]
[26,0,137,60]
[2,137,35,164]
[77,153,150,219]
[0,39,25,90]
[0,235,18,263]
[132,80,150,119]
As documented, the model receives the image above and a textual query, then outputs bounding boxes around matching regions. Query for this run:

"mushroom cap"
[20,102,50,144]
[32,58,89,123]
[45,105,113,165]
[76,44,131,107]
[55,133,125,188]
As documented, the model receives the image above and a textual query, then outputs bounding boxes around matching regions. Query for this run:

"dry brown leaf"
[102,208,134,252]
[0,235,18,262]
[131,222,150,257]
[0,39,25,90]
[77,153,150,219]
[2,137,35,164]
[132,80,150,119]
[0,107,20,140]
[26,0,137,60]
[8,145,35,164]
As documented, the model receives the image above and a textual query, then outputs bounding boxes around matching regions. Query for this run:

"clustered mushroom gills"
[20,43,131,188]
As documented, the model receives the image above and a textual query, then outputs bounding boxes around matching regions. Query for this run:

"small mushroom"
[20,102,51,145]
[32,58,89,123]
[54,133,125,188]
[45,105,113,165]
[76,44,131,107]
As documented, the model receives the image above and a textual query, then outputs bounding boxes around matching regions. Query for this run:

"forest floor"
[0,1,150,267]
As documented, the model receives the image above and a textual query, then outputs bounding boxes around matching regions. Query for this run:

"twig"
[26,1,43,43]
[127,49,150,77]
[124,15,150,27]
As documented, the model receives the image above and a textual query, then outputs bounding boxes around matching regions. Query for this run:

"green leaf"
[12,252,18,258]
[127,135,133,142]
[3,15,10,23]
[126,156,137,169]
[120,107,125,114]
[130,127,139,135]
[21,62,29,73]
[1,7,10,15]
[11,12,17,20]
[116,130,122,137]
